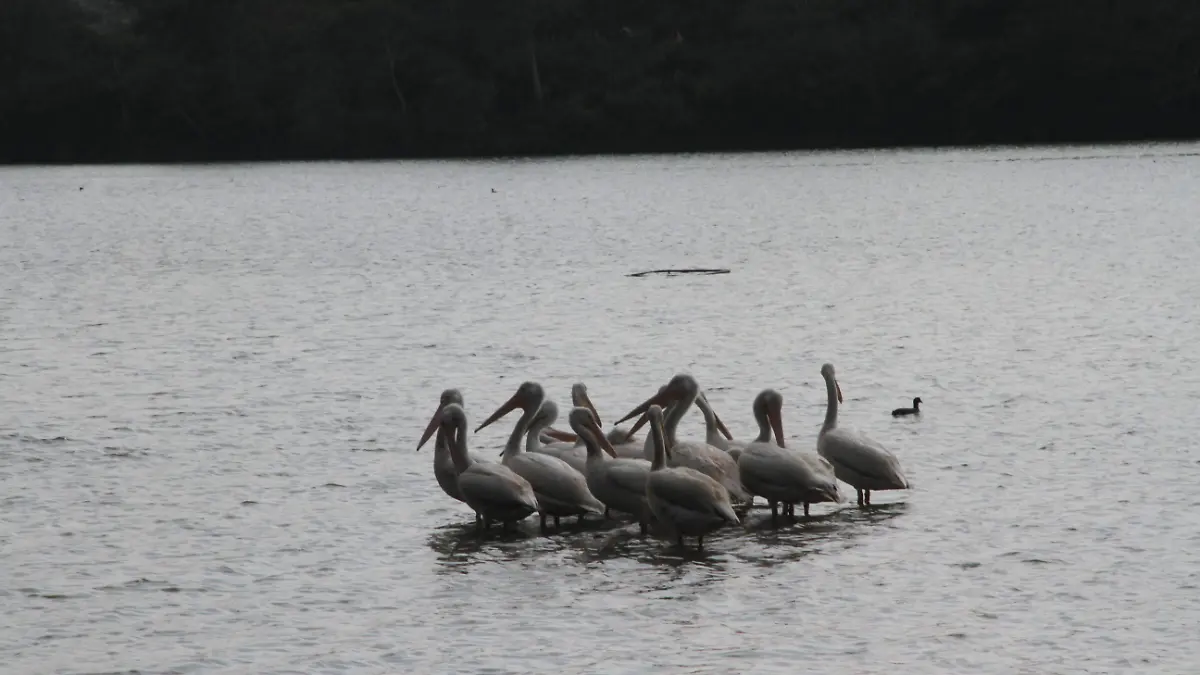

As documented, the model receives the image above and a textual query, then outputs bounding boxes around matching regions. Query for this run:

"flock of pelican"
[416,362,910,550]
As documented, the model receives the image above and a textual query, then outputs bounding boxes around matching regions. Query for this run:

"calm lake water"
[3,144,1199,674]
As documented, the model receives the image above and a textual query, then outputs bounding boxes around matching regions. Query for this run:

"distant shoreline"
[4,136,1198,169]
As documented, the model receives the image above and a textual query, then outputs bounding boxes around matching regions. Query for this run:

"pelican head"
[697,390,734,440]
[567,406,617,458]
[614,374,699,426]
[417,388,464,450]
[752,388,786,446]
[438,401,468,440]
[820,363,843,403]
[571,382,603,427]
[475,381,545,432]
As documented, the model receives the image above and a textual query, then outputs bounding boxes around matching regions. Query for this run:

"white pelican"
[615,374,752,504]
[817,363,910,505]
[736,389,842,520]
[693,392,742,459]
[477,381,605,529]
[644,405,740,550]
[567,406,653,531]
[437,403,538,529]
[416,388,487,504]
[525,399,589,474]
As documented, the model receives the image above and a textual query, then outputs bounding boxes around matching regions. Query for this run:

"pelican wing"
[459,464,538,511]
[510,453,604,513]
[820,428,908,488]
[739,444,811,488]
[604,459,652,496]
[649,468,738,523]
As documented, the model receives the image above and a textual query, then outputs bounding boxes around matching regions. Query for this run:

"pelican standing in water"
[477,382,605,529]
[737,389,842,521]
[817,363,910,505]
[568,406,653,531]
[416,388,487,504]
[615,374,752,505]
[644,405,740,550]
[438,403,538,530]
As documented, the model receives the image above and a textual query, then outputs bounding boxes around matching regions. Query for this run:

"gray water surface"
[3,145,1199,674]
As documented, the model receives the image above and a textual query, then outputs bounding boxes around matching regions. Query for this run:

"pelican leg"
[677,535,684,548]
[803,502,810,517]
[770,500,778,523]
[554,515,561,529]
[639,520,647,535]
[864,490,872,506]
[540,514,548,531]
[856,489,864,506]
[697,535,704,550]
[604,507,610,519]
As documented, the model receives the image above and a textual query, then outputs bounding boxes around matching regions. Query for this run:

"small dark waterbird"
[892,397,922,417]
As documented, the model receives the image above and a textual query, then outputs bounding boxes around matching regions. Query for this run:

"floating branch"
[627,268,731,278]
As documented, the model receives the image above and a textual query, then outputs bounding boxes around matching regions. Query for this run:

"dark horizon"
[4,0,1199,165]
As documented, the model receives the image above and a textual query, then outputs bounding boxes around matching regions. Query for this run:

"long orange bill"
[627,410,650,436]
[579,391,603,427]
[475,391,523,433]
[416,403,446,451]
[543,428,578,443]
[836,381,843,404]
[769,406,786,448]
[614,388,674,426]
[584,414,617,458]
[713,410,734,440]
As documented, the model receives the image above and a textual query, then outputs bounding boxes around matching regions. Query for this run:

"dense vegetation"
[3,0,1199,163]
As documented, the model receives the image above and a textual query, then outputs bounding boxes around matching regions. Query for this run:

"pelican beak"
[416,403,446,451]
[544,428,578,443]
[587,416,617,458]
[768,404,786,448]
[713,410,734,440]
[614,386,674,426]
[475,390,524,433]
[579,390,603,427]
[836,380,843,404]
[627,410,650,436]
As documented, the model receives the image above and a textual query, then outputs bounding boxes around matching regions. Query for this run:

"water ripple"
[3,145,1200,673]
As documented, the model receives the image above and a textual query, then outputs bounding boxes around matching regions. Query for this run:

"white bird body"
[566,406,653,528]
[815,363,909,505]
[477,383,605,527]
[643,405,740,549]
[618,375,751,503]
[417,388,490,504]
[438,403,538,528]
[735,389,842,519]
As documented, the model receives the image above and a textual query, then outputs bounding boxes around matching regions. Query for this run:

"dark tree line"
[2,0,1199,163]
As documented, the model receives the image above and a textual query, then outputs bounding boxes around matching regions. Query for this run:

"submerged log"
[627,268,731,278]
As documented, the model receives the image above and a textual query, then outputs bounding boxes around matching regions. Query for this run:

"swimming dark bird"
[891,397,922,417]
